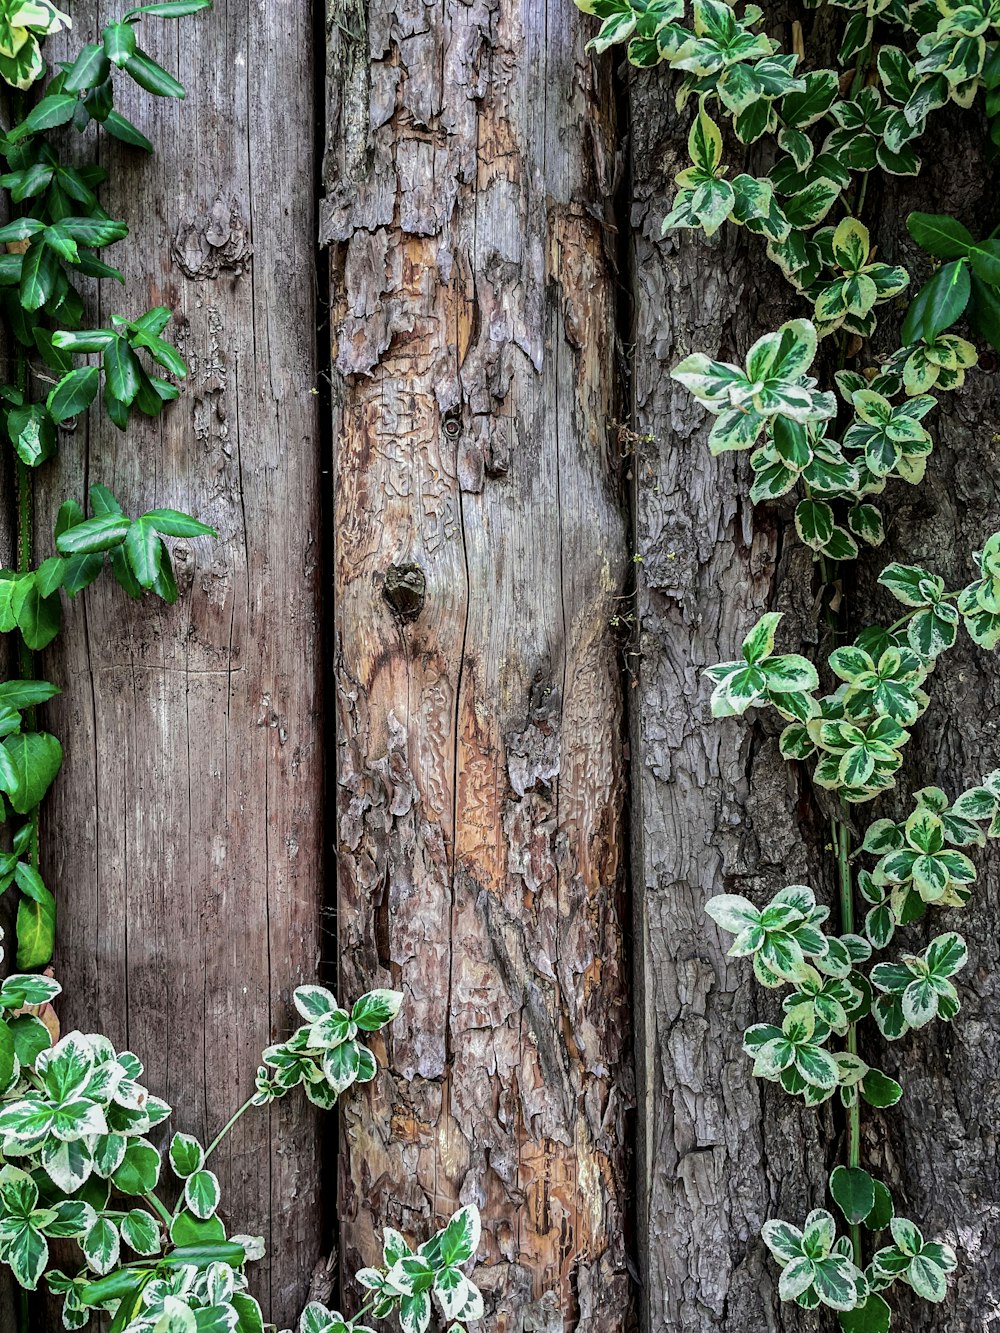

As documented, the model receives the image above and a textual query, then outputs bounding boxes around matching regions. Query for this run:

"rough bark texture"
[629,37,1000,1333]
[854,114,1000,1332]
[34,4,324,1326]
[323,2,633,1329]
[628,58,831,1333]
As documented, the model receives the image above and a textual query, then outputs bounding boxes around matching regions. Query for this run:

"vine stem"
[144,1190,174,1228]
[835,816,863,1266]
[205,1094,257,1161]
[886,589,961,637]
[14,346,40,877]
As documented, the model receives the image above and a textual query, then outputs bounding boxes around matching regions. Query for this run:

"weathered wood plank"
[324,2,633,1328]
[34,4,324,1325]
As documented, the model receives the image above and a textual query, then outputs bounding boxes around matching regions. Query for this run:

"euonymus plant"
[0,972,484,1332]
[0,6,484,1332]
[578,0,1000,1327]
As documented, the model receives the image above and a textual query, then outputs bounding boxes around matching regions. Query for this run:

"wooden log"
[324,2,633,1328]
[628,59,831,1333]
[34,4,324,1325]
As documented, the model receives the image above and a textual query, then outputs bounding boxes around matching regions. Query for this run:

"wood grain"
[32,4,324,1325]
[324,2,633,1328]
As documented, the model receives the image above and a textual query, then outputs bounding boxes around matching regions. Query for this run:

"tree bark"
[628,58,831,1333]
[323,2,633,1329]
[629,39,1000,1333]
[852,110,1000,1332]
[35,4,324,1326]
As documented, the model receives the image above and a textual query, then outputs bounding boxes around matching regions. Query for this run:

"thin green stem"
[835,817,863,1265]
[14,347,40,873]
[205,1094,256,1161]
[886,589,961,636]
[18,1287,29,1333]
[14,345,32,680]
[144,1190,174,1227]
[849,43,873,100]
[855,172,869,220]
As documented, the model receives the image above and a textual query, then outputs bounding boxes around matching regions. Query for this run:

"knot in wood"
[382,563,426,622]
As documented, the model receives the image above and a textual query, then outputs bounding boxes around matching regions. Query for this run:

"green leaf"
[142,509,216,538]
[64,43,112,93]
[867,1179,895,1230]
[169,1209,226,1247]
[902,260,971,343]
[184,1168,221,1219]
[19,240,58,312]
[169,1132,205,1179]
[102,109,154,153]
[909,1252,948,1301]
[124,517,162,588]
[15,581,61,650]
[832,217,870,272]
[57,513,131,554]
[124,49,186,98]
[323,1038,361,1094]
[16,885,55,969]
[8,1014,53,1066]
[83,1216,120,1275]
[2,732,63,814]
[969,273,1000,350]
[689,102,723,175]
[14,94,79,138]
[907,212,974,259]
[351,989,404,1032]
[125,0,213,14]
[795,498,834,549]
[837,1293,891,1333]
[48,366,100,423]
[120,1208,161,1256]
[830,1165,875,1225]
[741,611,782,665]
[104,337,142,405]
[8,404,56,468]
[103,22,138,65]
[111,1139,161,1195]
[438,1205,482,1266]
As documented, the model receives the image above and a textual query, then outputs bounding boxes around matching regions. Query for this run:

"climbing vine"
[578,0,1000,1328]
[0,4,484,1330]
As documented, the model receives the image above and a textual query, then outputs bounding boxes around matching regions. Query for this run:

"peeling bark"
[325,3,633,1329]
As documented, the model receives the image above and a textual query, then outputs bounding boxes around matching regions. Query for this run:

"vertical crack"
[611,51,647,1333]
[314,0,341,1313]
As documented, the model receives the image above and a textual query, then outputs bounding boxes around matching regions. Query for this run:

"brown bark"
[323,2,633,1329]
[34,3,324,1326]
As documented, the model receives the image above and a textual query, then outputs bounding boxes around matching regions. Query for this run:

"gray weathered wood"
[33,4,324,1325]
[628,63,829,1332]
[851,114,1000,1331]
[324,1,633,1328]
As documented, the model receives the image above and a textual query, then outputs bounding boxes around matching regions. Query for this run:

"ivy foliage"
[0,1,216,982]
[0,975,478,1333]
[575,0,1000,1325]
